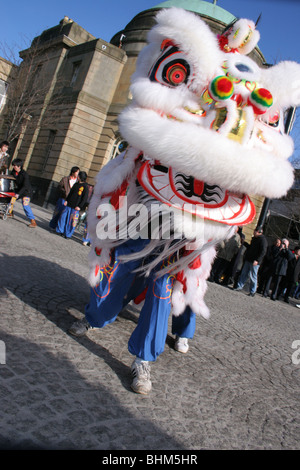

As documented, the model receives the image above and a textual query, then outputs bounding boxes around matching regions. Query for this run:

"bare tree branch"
[0,36,67,143]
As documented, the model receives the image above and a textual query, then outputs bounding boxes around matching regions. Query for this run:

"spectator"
[56,171,89,239]
[209,229,240,284]
[293,279,300,300]
[258,238,281,296]
[11,159,37,228]
[284,246,300,303]
[223,229,246,287]
[234,226,268,297]
[0,141,9,174]
[49,166,80,230]
[269,238,294,301]
[81,184,93,246]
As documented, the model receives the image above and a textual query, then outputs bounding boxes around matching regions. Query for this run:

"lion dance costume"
[69,8,300,393]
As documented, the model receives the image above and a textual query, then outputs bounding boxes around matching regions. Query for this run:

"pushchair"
[0,175,16,220]
[76,210,87,234]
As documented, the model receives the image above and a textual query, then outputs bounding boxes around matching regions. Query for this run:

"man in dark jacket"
[56,171,89,239]
[11,159,37,228]
[234,226,268,297]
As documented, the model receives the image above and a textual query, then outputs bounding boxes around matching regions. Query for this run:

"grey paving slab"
[0,201,299,450]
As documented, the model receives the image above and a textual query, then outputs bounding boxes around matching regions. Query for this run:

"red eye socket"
[166,63,187,85]
[149,45,191,87]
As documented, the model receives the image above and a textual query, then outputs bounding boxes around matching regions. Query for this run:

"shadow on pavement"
[0,330,183,450]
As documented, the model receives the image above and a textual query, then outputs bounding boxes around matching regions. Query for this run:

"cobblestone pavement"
[0,202,299,450]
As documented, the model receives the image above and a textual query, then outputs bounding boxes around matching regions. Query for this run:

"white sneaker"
[296,304,300,309]
[174,336,189,354]
[131,358,152,395]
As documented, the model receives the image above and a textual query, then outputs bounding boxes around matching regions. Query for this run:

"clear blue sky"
[2,0,300,64]
[2,0,300,163]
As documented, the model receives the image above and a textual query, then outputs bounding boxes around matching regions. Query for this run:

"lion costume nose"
[247,88,273,115]
[208,75,234,101]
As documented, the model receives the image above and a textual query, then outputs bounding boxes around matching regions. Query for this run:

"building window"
[42,129,57,172]
[26,63,43,92]
[110,138,128,160]
[0,79,8,111]
[34,64,42,84]
[70,61,81,86]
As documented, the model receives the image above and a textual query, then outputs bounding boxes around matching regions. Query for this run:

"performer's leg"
[128,271,174,395]
[172,307,196,339]
[172,307,196,354]
[84,238,150,328]
[85,260,138,328]
[128,272,174,362]
[123,273,148,308]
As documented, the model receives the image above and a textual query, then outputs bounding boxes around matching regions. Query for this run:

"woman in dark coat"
[49,166,79,230]
[269,238,294,300]
[259,238,281,296]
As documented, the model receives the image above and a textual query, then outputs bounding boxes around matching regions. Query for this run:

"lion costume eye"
[165,62,188,85]
[261,110,281,129]
[149,45,191,87]
[267,111,280,127]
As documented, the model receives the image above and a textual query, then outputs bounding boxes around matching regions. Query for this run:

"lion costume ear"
[219,18,260,54]
[262,61,300,110]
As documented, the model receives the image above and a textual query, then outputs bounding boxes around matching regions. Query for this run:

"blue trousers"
[56,206,79,238]
[49,198,65,229]
[22,197,35,221]
[237,260,260,294]
[85,238,196,361]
